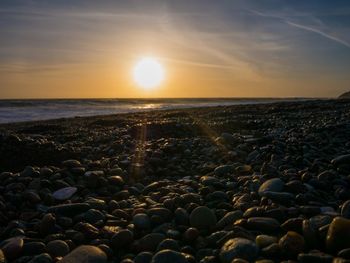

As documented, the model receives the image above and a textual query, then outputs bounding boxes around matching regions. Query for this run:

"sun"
[133,57,165,89]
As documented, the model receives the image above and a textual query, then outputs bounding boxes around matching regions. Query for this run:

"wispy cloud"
[286,21,350,49]
[251,9,350,49]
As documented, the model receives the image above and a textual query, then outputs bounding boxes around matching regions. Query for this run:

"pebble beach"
[1,99,350,263]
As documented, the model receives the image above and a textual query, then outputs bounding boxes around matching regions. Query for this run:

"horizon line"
[0,96,336,100]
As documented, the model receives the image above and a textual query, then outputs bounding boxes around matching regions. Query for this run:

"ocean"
[0,98,305,124]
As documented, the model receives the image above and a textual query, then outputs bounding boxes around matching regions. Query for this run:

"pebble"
[40,213,56,235]
[190,206,217,230]
[2,100,350,263]
[46,240,70,257]
[47,203,90,217]
[332,154,350,166]
[82,209,105,224]
[258,178,284,196]
[23,242,46,256]
[133,213,151,229]
[256,235,278,248]
[134,252,153,263]
[52,187,77,200]
[216,210,243,229]
[278,231,305,257]
[298,252,333,263]
[151,249,188,263]
[157,239,180,251]
[326,217,350,252]
[341,200,350,219]
[62,159,81,168]
[263,191,294,205]
[0,237,24,260]
[111,229,134,249]
[214,165,234,177]
[60,245,107,263]
[200,176,220,186]
[220,238,259,263]
[338,248,350,259]
[135,233,166,252]
[246,217,280,232]
[0,250,4,263]
[28,253,53,263]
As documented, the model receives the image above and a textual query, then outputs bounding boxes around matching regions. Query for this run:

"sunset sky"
[1,0,350,98]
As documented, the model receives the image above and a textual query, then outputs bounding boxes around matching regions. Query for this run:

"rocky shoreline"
[1,99,350,262]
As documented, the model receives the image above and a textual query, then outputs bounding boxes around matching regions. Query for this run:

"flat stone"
[60,245,107,263]
[52,187,77,201]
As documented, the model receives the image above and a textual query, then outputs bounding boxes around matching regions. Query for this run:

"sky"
[0,0,350,98]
